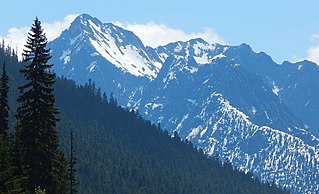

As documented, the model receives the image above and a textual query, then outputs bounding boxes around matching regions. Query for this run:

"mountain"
[48,13,319,193]
[49,13,161,101]
[131,39,319,193]
[0,46,288,194]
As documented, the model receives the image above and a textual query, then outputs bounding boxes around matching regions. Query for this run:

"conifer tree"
[0,61,9,136]
[0,61,10,193]
[68,129,77,194]
[0,61,24,194]
[15,17,67,193]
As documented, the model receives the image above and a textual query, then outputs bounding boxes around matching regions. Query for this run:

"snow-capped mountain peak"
[50,14,162,80]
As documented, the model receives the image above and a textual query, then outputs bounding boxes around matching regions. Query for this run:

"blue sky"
[1,0,319,64]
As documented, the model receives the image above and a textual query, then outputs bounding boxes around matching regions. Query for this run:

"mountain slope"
[129,39,319,193]
[48,14,319,194]
[50,14,161,79]
[1,46,288,193]
[219,44,319,137]
[49,14,161,103]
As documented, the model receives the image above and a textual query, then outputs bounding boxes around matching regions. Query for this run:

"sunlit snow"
[86,19,162,79]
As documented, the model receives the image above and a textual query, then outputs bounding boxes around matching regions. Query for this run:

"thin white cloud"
[113,21,225,47]
[1,15,224,60]
[0,14,78,60]
[307,45,319,65]
[306,33,319,65]
[42,14,79,42]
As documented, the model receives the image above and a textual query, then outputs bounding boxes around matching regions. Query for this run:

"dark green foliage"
[0,133,10,193]
[15,18,67,193]
[68,129,78,194]
[0,61,11,193]
[0,61,9,136]
[0,60,27,194]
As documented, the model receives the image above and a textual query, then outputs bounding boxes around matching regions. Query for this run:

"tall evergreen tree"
[0,61,10,193]
[0,61,9,136]
[68,129,77,194]
[15,17,67,194]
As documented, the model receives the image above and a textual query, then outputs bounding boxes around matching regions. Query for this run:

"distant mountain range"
[48,14,319,193]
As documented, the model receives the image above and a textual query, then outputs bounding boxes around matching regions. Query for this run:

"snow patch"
[272,81,281,96]
[59,49,71,65]
[213,53,226,61]
[90,52,100,56]
[83,20,162,79]
[175,114,189,133]
[158,52,169,62]
[86,61,97,72]
[187,126,201,139]
[194,53,211,64]
[251,106,257,115]
[298,64,303,70]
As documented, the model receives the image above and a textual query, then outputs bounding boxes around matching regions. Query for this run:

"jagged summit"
[50,14,162,80]
[155,38,228,65]
[74,13,102,25]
